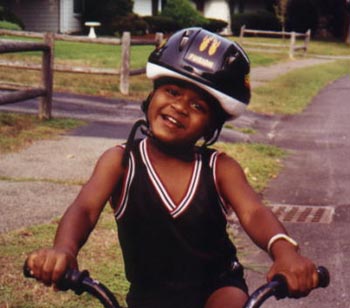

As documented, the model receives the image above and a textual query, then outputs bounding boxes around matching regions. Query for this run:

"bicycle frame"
[23,265,329,308]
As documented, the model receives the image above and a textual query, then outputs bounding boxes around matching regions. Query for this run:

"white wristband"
[267,233,299,256]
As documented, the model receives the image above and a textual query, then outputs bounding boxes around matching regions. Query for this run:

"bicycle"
[23,263,329,308]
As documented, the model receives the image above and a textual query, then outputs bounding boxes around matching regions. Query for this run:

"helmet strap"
[122,119,149,167]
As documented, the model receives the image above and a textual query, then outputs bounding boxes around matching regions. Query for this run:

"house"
[133,0,266,34]
[4,0,84,34]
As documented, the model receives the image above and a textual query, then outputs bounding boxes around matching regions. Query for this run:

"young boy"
[26,28,319,308]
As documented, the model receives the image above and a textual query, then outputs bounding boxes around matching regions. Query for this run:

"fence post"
[239,25,246,43]
[120,32,130,95]
[155,32,164,48]
[303,29,311,55]
[289,31,296,59]
[40,32,54,120]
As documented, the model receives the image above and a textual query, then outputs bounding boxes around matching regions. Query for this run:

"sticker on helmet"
[184,35,222,70]
[199,35,221,56]
[186,53,215,69]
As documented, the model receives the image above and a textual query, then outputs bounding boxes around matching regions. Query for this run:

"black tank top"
[112,138,237,287]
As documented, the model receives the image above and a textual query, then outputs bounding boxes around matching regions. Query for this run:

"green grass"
[214,142,285,192]
[0,113,85,154]
[250,59,350,115]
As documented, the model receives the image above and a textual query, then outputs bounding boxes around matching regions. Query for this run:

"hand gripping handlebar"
[23,265,122,308]
[243,266,330,308]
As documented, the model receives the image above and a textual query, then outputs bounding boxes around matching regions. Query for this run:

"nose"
[171,98,189,116]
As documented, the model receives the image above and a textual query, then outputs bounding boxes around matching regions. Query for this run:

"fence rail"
[0,29,163,96]
[0,33,53,119]
[239,26,311,59]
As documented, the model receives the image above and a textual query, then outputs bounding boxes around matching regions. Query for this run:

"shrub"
[231,10,280,34]
[0,20,22,30]
[202,18,228,33]
[112,13,148,36]
[143,15,179,33]
[0,5,24,29]
[161,0,208,29]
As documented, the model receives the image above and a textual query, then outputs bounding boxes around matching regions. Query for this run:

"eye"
[165,86,181,97]
[191,100,208,113]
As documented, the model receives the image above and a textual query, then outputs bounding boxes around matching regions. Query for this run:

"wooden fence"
[239,26,311,59]
[0,29,163,98]
[0,33,53,119]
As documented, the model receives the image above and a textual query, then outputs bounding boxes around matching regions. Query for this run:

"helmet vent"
[183,65,194,73]
[179,30,192,51]
[227,52,240,65]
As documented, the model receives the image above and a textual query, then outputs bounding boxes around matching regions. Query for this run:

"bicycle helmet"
[146,27,251,120]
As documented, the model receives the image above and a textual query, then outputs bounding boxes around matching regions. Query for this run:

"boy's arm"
[54,146,125,256]
[216,153,318,297]
[26,146,125,287]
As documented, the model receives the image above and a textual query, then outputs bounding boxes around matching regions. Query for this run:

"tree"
[286,0,318,33]
[161,0,207,29]
[273,0,288,33]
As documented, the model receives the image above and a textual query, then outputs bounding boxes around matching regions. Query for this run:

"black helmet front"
[146,27,251,120]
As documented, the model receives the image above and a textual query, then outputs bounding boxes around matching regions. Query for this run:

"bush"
[0,5,24,29]
[112,13,148,36]
[202,18,228,33]
[143,15,179,33]
[0,20,22,30]
[161,0,208,29]
[231,10,280,34]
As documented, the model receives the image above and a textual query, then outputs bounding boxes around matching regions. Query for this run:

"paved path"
[1,57,349,307]
[243,75,350,308]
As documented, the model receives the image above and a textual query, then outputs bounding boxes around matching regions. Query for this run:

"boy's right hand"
[25,248,78,289]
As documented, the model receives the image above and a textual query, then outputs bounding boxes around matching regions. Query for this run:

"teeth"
[165,115,182,127]
[167,116,178,124]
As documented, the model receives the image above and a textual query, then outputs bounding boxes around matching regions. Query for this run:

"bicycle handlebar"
[23,263,329,308]
[243,266,330,308]
[23,265,122,308]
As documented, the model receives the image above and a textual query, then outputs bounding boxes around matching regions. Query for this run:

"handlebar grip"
[316,266,330,288]
[23,261,32,278]
[23,261,89,292]
[274,265,330,299]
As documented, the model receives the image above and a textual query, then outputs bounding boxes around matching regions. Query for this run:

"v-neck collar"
[140,138,202,218]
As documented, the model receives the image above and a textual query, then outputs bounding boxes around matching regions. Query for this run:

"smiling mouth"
[162,114,185,128]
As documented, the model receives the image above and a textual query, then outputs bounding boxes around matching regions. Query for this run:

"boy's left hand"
[267,251,319,298]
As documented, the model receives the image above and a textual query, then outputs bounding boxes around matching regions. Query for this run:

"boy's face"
[147,83,214,147]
